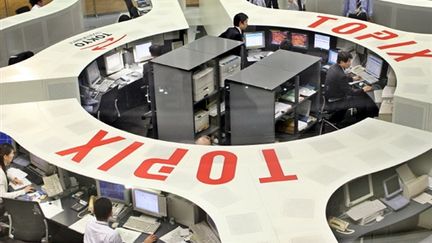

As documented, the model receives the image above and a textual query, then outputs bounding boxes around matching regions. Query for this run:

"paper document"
[42,174,64,197]
[413,192,432,204]
[39,199,64,219]
[69,214,95,234]
[7,168,28,179]
[9,177,32,190]
[160,226,190,243]
[115,227,141,243]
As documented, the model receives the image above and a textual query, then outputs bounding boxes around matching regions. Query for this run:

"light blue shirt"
[343,0,373,17]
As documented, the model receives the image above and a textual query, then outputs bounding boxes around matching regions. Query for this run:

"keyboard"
[381,194,410,211]
[122,216,160,234]
[346,199,386,222]
[350,65,378,84]
[95,79,115,93]
[22,166,43,185]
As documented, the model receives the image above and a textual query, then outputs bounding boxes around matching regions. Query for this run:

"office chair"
[15,6,31,14]
[118,14,131,22]
[8,51,34,65]
[1,198,49,242]
[124,0,140,18]
[97,86,120,124]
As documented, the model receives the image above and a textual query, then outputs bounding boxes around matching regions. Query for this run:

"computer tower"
[167,194,202,227]
[219,55,241,87]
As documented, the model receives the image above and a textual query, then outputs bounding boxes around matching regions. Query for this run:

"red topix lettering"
[134,149,188,181]
[378,41,417,50]
[56,130,124,163]
[356,30,398,41]
[197,151,237,185]
[308,15,338,28]
[259,149,298,184]
[98,142,143,171]
[387,49,432,62]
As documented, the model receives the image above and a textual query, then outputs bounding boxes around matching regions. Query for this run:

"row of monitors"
[97,180,167,218]
[84,41,153,87]
[245,30,333,51]
[345,174,402,208]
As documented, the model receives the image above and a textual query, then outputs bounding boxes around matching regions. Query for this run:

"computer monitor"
[244,31,265,49]
[96,180,130,204]
[270,30,289,45]
[85,61,101,87]
[314,33,330,50]
[291,32,308,49]
[104,51,124,75]
[344,175,373,207]
[133,41,152,63]
[0,132,13,144]
[365,54,384,79]
[327,49,338,65]
[132,189,167,218]
[383,175,403,199]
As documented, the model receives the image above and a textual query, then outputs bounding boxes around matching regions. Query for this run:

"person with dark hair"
[324,51,378,123]
[0,143,34,202]
[219,13,249,63]
[149,45,163,58]
[279,39,292,51]
[84,197,157,243]
[29,0,43,10]
[266,0,279,9]
[343,0,373,21]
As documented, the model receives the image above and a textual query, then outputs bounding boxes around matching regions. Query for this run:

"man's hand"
[353,75,362,81]
[143,234,157,243]
[362,85,373,92]
[12,177,23,185]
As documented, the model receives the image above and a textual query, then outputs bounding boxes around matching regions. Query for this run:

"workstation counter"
[0,0,84,67]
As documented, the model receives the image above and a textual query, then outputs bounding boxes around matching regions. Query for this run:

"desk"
[335,192,432,243]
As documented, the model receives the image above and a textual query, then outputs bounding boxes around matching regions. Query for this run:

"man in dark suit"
[324,51,378,123]
[219,13,248,65]
[266,0,279,9]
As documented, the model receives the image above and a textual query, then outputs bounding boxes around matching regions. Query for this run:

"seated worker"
[0,143,34,202]
[195,135,212,146]
[343,0,373,21]
[324,51,378,124]
[84,197,157,243]
[29,0,43,10]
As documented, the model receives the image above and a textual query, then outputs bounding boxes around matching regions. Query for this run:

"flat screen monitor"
[383,175,402,199]
[291,32,308,49]
[85,61,101,87]
[104,51,124,75]
[270,30,288,45]
[133,41,152,63]
[328,49,338,65]
[132,189,167,218]
[0,132,13,145]
[365,54,383,79]
[96,180,130,204]
[314,33,330,50]
[344,175,373,208]
[244,31,265,49]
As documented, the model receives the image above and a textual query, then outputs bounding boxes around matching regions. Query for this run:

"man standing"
[266,0,279,9]
[343,0,373,21]
[219,13,248,65]
[324,51,378,123]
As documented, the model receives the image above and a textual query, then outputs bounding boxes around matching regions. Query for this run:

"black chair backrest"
[124,0,140,18]
[118,14,131,22]
[8,51,34,65]
[2,198,46,241]
[15,6,30,14]
[98,86,120,123]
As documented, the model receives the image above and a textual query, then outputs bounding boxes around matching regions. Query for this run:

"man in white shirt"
[29,0,43,10]
[84,197,157,243]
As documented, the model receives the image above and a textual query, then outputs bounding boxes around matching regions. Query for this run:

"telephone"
[71,199,88,212]
[88,195,96,213]
[328,217,354,234]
